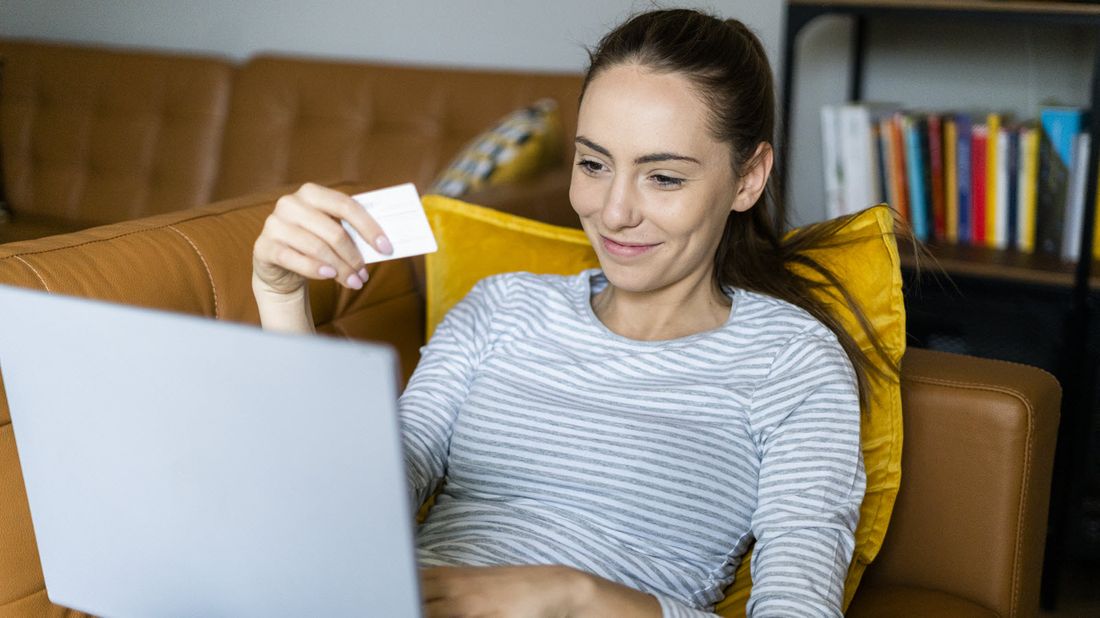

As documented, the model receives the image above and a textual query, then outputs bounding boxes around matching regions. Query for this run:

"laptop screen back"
[0,285,420,617]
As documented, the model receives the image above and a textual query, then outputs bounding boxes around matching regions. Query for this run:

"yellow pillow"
[429,99,564,198]
[421,195,904,616]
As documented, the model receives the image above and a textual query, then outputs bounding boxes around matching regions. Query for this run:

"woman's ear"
[730,142,773,213]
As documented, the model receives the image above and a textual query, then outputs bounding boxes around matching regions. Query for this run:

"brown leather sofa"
[0,182,1061,616]
[0,40,582,244]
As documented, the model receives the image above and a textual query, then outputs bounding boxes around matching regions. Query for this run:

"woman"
[253,9,888,617]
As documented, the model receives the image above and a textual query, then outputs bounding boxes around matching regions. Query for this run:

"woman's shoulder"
[731,288,841,346]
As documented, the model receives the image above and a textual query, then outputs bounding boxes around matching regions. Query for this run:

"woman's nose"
[601,177,642,229]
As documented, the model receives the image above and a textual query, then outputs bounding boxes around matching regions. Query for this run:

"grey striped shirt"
[400,270,864,617]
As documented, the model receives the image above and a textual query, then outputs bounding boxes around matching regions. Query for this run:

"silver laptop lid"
[0,285,420,618]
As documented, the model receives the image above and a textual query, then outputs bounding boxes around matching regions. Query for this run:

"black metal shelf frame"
[778,1,1100,610]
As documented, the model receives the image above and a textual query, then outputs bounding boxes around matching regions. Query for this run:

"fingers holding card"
[342,183,438,263]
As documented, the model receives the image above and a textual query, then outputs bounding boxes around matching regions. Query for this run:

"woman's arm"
[251,182,391,334]
[746,329,865,617]
[398,275,509,507]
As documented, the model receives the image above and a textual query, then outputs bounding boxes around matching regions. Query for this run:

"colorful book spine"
[874,119,890,208]
[971,124,988,246]
[945,118,959,244]
[928,115,946,241]
[890,113,910,223]
[1094,177,1100,261]
[1018,125,1039,253]
[985,113,1001,248]
[1062,133,1091,261]
[955,114,972,245]
[905,115,930,241]
[994,126,1011,249]
[1005,127,1019,250]
[1036,107,1084,255]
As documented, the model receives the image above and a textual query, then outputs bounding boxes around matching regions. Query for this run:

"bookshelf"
[779,0,1100,609]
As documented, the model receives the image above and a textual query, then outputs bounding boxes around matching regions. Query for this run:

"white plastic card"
[342,183,438,263]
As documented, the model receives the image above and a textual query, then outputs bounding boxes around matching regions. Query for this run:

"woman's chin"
[597,261,662,294]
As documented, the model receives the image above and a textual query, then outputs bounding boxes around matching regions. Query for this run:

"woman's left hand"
[420,564,590,617]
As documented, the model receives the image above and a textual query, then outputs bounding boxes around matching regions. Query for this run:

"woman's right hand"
[252,183,393,297]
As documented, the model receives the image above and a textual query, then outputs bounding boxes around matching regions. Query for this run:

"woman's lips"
[600,235,661,258]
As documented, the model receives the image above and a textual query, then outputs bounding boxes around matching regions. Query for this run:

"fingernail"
[318,265,337,278]
[358,267,369,281]
[346,274,363,290]
[376,235,394,255]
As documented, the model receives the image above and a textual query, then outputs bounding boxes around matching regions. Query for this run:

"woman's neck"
[592,269,732,341]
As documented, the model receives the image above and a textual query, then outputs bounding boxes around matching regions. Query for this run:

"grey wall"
[0,1,782,73]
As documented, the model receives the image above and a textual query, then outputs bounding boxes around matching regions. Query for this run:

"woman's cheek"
[569,174,603,218]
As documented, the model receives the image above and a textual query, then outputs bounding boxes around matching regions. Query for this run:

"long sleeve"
[397,275,508,509]
[745,328,865,617]
[657,594,720,617]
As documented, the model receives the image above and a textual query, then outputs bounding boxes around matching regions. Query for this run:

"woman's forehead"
[577,64,723,160]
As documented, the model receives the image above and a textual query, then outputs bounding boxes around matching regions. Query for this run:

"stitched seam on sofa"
[0,205,269,259]
[907,374,1035,616]
[166,225,219,319]
[911,350,1061,392]
[11,255,50,292]
[1012,384,1035,617]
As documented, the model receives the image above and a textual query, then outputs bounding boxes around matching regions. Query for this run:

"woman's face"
[570,63,757,295]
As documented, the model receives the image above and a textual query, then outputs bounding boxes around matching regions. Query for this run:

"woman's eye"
[651,174,684,189]
[577,159,605,174]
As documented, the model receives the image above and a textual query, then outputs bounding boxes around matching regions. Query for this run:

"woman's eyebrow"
[575,136,701,166]
[575,136,613,160]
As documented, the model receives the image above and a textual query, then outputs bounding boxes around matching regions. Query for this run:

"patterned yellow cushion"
[421,195,904,614]
[429,99,563,198]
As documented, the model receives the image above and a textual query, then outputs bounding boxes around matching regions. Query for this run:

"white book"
[1062,133,1091,262]
[994,129,1010,249]
[821,105,844,219]
[838,104,883,215]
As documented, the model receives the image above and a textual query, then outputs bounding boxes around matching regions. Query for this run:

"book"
[955,114,973,245]
[1036,107,1084,255]
[1018,124,1039,253]
[928,114,946,241]
[839,104,883,214]
[821,105,844,219]
[904,114,930,241]
[1005,127,1019,250]
[1062,132,1091,261]
[874,119,891,210]
[971,123,988,246]
[985,113,1002,248]
[889,113,910,223]
[945,118,959,243]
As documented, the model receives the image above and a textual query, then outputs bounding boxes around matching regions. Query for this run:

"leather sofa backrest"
[213,56,582,200]
[0,40,233,227]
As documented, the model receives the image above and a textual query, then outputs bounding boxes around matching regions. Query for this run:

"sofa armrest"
[852,348,1060,617]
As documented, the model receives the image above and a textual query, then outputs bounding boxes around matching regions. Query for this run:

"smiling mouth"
[600,235,661,258]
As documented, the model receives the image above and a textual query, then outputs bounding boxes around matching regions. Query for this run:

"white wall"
[0,0,783,73]
[5,2,1084,226]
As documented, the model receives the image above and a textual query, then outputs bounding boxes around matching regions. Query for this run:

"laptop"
[0,284,421,617]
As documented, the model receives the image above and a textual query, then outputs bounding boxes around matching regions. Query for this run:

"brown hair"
[582,9,899,408]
